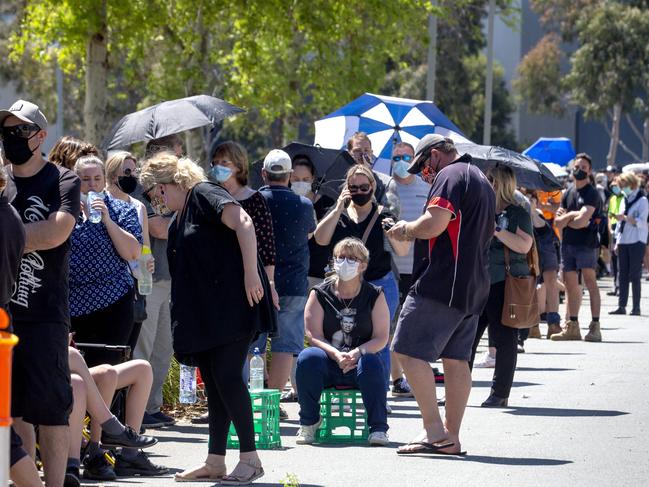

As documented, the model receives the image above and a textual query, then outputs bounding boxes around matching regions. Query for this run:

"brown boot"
[584,321,602,342]
[546,324,562,339]
[550,320,582,341]
[528,325,542,339]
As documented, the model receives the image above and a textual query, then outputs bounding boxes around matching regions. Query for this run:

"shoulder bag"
[501,241,539,329]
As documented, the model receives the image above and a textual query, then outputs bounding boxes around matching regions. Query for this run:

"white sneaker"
[368,431,389,446]
[474,353,496,368]
[296,418,322,444]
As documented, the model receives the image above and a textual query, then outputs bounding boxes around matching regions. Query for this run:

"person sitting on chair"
[296,237,390,446]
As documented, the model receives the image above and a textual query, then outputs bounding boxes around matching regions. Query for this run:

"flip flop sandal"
[397,441,455,455]
[174,464,226,482]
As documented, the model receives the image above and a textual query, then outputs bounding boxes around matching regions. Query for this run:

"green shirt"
[608,194,624,217]
[489,204,534,284]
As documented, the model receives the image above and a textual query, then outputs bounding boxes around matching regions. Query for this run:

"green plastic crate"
[227,389,282,450]
[315,388,368,443]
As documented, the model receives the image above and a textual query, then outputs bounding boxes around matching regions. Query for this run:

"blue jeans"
[249,295,307,354]
[296,347,389,434]
[369,272,399,388]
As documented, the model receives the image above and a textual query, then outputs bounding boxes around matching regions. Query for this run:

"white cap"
[263,149,292,174]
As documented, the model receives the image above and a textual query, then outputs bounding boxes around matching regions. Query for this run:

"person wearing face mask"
[606,177,625,297]
[1,100,80,487]
[295,237,391,446]
[388,142,431,397]
[610,172,648,316]
[386,133,495,455]
[553,153,603,342]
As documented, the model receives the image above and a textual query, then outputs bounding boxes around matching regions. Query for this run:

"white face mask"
[333,257,360,281]
[291,181,312,196]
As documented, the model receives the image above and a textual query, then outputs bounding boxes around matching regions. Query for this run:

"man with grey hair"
[1,99,80,486]
[388,134,495,455]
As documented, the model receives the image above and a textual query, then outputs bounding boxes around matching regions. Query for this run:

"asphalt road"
[95,276,649,487]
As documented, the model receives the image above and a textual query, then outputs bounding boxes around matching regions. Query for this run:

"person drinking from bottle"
[140,152,275,485]
[69,155,143,367]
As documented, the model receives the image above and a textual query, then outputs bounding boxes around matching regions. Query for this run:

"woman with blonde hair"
[610,172,648,315]
[295,237,391,446]
[470,165,533,408]
[140,153,274,484]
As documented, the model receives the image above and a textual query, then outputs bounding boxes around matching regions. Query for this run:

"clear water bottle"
[179,365,197,404]
[249,348,264,392]
[87,191,103,223]
[137,245,153,295]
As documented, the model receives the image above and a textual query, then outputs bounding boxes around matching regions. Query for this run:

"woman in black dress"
[140,153,274,485]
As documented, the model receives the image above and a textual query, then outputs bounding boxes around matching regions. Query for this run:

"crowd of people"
[1,98,648,485]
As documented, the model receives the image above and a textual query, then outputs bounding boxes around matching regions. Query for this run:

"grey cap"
[0,99,48,130]
[407,133,450,174]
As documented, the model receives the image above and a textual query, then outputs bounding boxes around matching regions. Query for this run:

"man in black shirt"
[1,99,80,487]
[553,153,603,342]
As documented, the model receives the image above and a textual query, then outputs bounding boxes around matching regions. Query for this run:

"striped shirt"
[392,176,431,275]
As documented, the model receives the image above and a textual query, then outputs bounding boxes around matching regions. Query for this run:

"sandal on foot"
[220,458,264,485]
[174,462,227,482]
[397,441,455,455]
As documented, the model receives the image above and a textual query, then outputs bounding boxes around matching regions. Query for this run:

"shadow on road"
[525,352,585,355]
[472,380,540,388]
[414,454,573,466]
[165,424,208,434]
[515,367,575,372]
[503,406,629,417]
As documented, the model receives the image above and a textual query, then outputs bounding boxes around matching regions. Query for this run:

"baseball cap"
[407,133,451,174]
[0,99,48,130]
[263,149,292,174]
[605,165,619,173]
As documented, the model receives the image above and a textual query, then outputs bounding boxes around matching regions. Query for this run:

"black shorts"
[10,426,27,467]
[391,274,414,334]
[11,321,73,426]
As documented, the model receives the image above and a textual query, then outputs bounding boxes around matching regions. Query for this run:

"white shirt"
[392,176,431,275]
[615,190,648,245]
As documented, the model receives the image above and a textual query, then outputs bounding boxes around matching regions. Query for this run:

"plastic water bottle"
[249,348,264,392]
[179,365,197,404]
[137,245,153,295]
[87,191,103,223]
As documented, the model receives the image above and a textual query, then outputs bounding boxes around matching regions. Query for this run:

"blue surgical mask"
[393,160,410,179]
[611,186,621,196]
[622,187,633,197]
[210,165,232,183]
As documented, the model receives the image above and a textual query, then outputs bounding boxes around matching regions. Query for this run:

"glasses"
[123,167,139,177]
[1,123,40,139]
[334,257,359,265]
[392,155,413,162]
[348,183,371,193]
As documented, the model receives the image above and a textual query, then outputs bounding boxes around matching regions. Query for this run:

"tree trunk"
[83,1,108,147]
[606,103,622,165]
[270,117,284,148]
[642,115,649,162]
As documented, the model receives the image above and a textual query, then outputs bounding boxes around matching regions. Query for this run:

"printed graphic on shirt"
[331,307,357,352]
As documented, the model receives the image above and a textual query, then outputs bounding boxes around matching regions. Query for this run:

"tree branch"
[618,139,641,161]
[626,113,644,144]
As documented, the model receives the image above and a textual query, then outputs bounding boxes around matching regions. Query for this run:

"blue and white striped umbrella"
[314,93,470,174]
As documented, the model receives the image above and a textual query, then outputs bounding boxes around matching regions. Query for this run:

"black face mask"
[117,175,137,194]
[351,192,373,206]
[2,132,38,166]
[573,169,588,181]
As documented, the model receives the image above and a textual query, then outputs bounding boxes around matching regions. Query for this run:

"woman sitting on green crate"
[296,237,390,446]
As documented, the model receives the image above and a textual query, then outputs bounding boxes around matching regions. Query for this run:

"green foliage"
[162,356,180,407]
[281,473,300,487]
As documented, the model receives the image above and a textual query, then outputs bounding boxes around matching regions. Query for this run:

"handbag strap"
[503,241,538,277]
[360,205,383,245]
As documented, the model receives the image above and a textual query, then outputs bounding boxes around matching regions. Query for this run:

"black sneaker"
[114,451,169,477]
[83,453,116,481]
[391,378,413,397]
[101,425,157,449]
[190,411,209,424]
[141,412,165,429]
[630,309,641,316]
[64,466,80,487]
[150,411,176,426]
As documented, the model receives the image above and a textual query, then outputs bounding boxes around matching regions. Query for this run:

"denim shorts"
[392,293,478,363]
[249,295,307,355]
[561,243,598,273]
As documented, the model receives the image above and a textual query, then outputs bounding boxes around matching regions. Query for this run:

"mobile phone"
[382,220,395,231]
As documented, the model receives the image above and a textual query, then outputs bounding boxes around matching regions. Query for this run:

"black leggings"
[197,335,256,455]
[71,288,135,367]
[470,281,518,399]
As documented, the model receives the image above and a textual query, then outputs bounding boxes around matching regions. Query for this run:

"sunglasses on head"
[1,123,40,139]
[348,183,371,193]
[392,155,413,162]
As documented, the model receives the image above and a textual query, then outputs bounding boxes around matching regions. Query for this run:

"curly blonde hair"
[139,151,206,192]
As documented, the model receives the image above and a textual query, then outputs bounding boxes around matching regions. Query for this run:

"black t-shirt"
[168,182,274,356]
[561,184,602,248]
[330,203,395,281]
[313,280,382,352]
[309,195,335,278]
[412,155,495,315]
[0,196,25,309]
[2,163,80,324]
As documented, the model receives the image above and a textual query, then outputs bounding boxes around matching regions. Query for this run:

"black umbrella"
[455,142,562,190]
[102,95,244,150]
[249,143,355,199]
